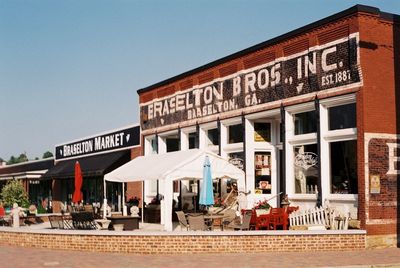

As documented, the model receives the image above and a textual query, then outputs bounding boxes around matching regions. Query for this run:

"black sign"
[141,34,362,130]
[55,125,140,161]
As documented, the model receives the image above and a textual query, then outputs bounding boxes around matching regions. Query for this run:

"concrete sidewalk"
[1,245,400,268]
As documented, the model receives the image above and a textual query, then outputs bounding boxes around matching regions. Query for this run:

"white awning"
[103,149,246,231]
[104,149,245,187]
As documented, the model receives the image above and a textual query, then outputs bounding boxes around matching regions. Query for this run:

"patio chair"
[255,214,270,230]
[268,208,288,230]
[48,215,65,229]
[221,209,238,228]
[225,211,252,231]
[175,211,189,231]
[187,214,211,231]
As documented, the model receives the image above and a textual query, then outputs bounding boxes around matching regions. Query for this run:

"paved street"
[1,245,400,268]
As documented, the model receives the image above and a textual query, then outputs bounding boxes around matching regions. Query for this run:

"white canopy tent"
[104,149,246,231]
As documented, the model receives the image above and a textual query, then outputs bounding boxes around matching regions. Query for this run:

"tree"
[7,153,29,165]
[42,151,53,159]
[7,155,17,165]
[0,180,29,208]
[17,153,28,163]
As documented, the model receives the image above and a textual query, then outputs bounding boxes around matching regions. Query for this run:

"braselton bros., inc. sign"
[140,33,362,130]
[55,125,140,161]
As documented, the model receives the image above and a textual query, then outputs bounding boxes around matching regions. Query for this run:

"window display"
[228,152,244,170]
[294,144,318,194]
[254,152,271,194]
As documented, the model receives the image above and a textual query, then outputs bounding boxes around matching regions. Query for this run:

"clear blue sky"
[1,0,399,161]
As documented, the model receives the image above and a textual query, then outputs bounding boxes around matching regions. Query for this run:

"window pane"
[254,152,271,194]
[254,122,271,142]
[329,103,356,130]
[228,123,243,143]
[151,138,158,153]
[207,128,219,146]
[188,132,196,149]
[294,111,317,135]
[330,140,358,194]
[166,137,180,152]
[294,144,319,194]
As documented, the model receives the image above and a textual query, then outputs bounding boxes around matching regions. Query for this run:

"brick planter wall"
[0,229,366,254]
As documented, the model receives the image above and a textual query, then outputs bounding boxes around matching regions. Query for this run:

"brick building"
[136,5,399,246]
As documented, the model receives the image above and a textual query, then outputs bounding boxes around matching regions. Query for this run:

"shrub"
[0,180,29,208]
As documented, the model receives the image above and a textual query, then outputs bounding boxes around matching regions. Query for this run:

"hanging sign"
[55,125,140,161]
[140,33,362,130]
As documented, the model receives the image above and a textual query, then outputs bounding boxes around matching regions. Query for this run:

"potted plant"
[253,199,271,216]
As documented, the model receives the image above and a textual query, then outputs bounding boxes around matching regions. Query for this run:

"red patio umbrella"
[72,161,83,203]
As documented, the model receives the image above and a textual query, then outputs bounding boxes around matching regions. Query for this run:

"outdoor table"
[107,215,140,231]
[204,214,226,230]
[95,219,111,230]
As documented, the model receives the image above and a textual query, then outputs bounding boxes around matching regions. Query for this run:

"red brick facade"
[137,6,399,244]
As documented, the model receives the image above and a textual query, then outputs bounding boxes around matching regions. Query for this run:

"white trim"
[223,143,244,153]
[245,109,280,120]
[327,194,358,202]
[323,128,357,142]
[157,129,179,137]
[221,117,242,126]
[319,93,356,107]
[285,102,315,114]
[288,133,317,145]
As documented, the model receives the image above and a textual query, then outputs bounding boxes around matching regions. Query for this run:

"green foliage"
[0,180,30,208]
[37,203,47,214]
[42,151,53,159]
[7,153,28,165]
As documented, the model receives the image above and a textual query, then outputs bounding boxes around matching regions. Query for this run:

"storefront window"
[188,132,196,149]
[228,152,244,170]
[294,111,317,135]
[228,123,243,143]
[207,128,219,146]
[254,152,271,194]
[330,140,358,194]
[294,144,318,194]
[254,122,271,142]
[329,103,356,130]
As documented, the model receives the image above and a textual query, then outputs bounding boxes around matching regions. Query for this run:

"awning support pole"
[103,179,107,219]
[122,182,126,215]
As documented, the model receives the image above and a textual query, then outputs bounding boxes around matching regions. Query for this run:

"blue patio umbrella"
[199,156,214,207]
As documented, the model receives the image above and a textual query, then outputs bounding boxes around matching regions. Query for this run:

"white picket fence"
[289,206,349,230]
